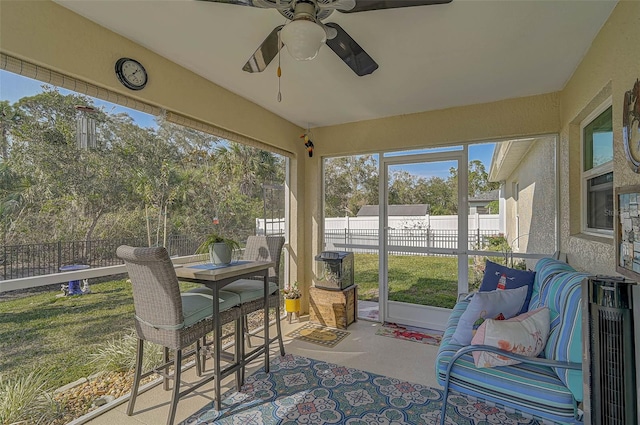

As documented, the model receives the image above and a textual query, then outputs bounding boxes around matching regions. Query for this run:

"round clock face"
[115,58,147,91]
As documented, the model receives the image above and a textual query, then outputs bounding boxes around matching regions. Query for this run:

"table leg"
[213,285,222,411]
[235,315,244,388]
[354,285,358,322]
[263,271,270,373]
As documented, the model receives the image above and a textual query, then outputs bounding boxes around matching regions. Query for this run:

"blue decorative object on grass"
[480,260,536,313]
[180,354,542,425]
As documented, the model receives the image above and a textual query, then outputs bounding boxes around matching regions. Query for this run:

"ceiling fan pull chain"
[277,26,283,102]
[277,64,282,102]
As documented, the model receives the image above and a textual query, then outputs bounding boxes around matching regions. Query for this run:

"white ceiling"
[54,0,617,128]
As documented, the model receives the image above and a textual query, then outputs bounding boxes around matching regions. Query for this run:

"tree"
[177,142,284,242]
[415,176,457,215]
[0,87,284,249]
[323,155,378,217]
[114,117,184,246]
[324,157,500,217]
[486,200,499,214]
[449,160,500,198]
[388,170,416,205]
[0,101,22,160]
[9,88,134,243]
[0,161,29,244]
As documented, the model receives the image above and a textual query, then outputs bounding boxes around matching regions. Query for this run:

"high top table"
[173,259,274,410]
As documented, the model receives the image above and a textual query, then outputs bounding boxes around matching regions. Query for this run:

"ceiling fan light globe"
[281,20,326,61]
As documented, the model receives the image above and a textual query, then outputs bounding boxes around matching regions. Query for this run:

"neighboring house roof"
[357,204,429,216]
[469,190,500,203]
[488,138,537,182]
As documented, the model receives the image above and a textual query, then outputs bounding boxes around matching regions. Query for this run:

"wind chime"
[75,105,97,150]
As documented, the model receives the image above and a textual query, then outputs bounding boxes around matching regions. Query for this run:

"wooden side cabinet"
[309,285,358,329]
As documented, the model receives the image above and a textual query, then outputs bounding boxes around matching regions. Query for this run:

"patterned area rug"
[180,354,541,425]
[376,322,443,346]
[285,323,350,348]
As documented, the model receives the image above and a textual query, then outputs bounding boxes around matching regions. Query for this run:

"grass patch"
[0,279,199,390]
[354,253,460,309]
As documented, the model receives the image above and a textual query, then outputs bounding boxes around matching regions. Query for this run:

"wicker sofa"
[436,258,589,424]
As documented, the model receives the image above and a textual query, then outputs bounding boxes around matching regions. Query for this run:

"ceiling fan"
[199,0,452,76]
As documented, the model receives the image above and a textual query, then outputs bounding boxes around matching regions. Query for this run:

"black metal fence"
[1,235,202,280]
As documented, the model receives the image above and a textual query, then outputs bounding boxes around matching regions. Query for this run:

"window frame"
[513,181,519,249]
[580,98,613,237]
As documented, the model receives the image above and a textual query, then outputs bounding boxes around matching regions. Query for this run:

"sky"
[387,144,496,180]
[1,69,495,178]
[0,70,157,129]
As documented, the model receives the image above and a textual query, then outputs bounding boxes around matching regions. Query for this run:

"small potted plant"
[196,232,240,266]
[283,281,301,322]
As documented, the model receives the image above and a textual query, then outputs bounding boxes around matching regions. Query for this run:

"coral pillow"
[471,307,550,368]
[449,286,528,346]
[480,260,536,314]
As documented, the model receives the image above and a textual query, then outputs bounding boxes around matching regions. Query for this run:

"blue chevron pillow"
[480,260,536,314]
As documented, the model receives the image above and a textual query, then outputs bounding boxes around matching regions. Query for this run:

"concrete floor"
[79,316,440,425]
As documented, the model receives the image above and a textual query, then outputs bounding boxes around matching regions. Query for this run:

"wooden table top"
[173,259,274,282]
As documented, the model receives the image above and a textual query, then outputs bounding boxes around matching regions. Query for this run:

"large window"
[582,102,613,234]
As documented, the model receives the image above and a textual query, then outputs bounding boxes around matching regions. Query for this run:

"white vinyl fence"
[257,214,501,253]
[323,214,499,231]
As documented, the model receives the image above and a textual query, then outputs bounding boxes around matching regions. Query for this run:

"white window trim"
[513,181,519,249]
[580,97,613,237]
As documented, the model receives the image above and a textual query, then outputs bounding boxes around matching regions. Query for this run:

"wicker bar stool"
[117,245,242,425]
[224,236,286,369]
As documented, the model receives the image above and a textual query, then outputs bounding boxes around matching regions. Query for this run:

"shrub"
[89,329,164,373]
[0,368,62,425]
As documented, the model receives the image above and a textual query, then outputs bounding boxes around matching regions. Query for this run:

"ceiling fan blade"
[325,22,378,77]
[197,0,291,10]
[339,0,452,13]
[320,22,338,40]
[318,0,356,12]
[242,25,284,73]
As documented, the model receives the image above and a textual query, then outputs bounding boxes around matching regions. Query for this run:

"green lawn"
[355,253,468,309]
[0,279,199,389]
[1,253,483,389]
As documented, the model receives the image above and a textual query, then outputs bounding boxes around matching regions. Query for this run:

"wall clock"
[115,57,147,91]
[623,78,640,173]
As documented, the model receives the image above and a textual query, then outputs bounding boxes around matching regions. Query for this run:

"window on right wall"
[582,102,613,235]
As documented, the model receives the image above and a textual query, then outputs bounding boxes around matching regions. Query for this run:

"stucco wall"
[312,93,560,157]
[502,137,557,258]
[559,0,640,274]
